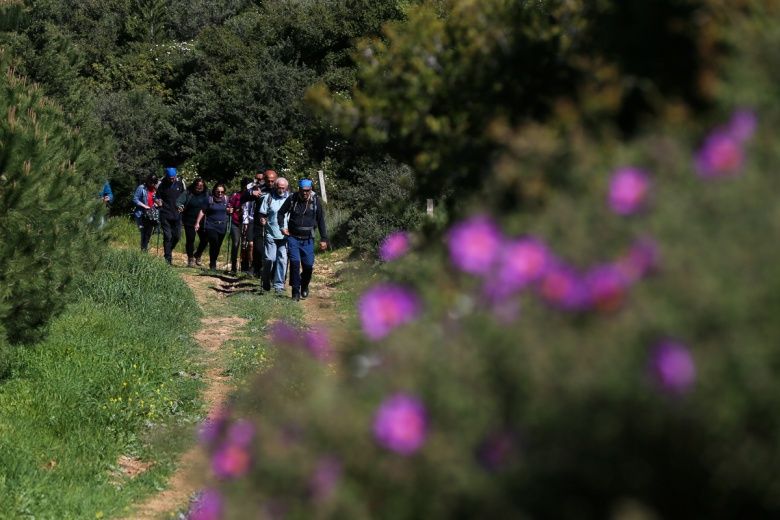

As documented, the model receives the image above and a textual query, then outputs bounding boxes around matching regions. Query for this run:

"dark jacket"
[177,190,209,226]
[155,178,185,219]
[277,192,328,242]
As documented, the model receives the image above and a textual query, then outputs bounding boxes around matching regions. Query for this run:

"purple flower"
[617,237,659,283]
[695,130,744,178]
[226,419,255,448]
[359,284,420,340]
[304,327,331,361]
[373,393,428,455]
[584,264,629,313]
[447,215,503,276]
[379,231,411,262]
[608,167,651,216]
[485,237,550,300]
[537,262,587,311]
[309,456,343,502]
[728,109,757,143]
[189,489,223,520]
[199,409,229,447]
[211,443,252,479]
[477,431,518,472]
[649,340,696,394]
[270,321,301,345]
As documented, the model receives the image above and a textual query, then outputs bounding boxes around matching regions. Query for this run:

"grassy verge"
[0,248,203,518]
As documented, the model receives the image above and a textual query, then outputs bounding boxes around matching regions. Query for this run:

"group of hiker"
[132,167,328,301]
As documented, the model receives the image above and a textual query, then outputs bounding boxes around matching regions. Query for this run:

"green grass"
[0,248,204,518]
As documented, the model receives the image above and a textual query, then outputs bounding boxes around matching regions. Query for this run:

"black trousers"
[252,224,266,279]
[139,221,156,252]
[160,214,182,263]
[184,224,208,259]
[206,228,226,269]
[229,222,241,271]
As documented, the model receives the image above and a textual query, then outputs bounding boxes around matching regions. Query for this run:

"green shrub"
[0,49,106,344]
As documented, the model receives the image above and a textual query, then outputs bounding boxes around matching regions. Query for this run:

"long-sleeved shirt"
[259,191,290,240]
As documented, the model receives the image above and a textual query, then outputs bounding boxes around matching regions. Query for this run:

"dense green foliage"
[194,1,780,518]
[0,248,202,517]
[0,48,105,344]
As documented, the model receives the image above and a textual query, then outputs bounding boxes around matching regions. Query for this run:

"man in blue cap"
[277,178,328,301]
[155,166,186,265]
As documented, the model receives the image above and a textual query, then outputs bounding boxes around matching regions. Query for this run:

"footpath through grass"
[0,217,306,518]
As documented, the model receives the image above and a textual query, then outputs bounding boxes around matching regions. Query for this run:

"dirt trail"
[122,273,247,520]
[300,255,353,352]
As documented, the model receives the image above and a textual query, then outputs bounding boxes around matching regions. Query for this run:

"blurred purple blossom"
[359,284,420,340]
[584,264,629,313]
[649,340,696,394]
[695,130,744,178]
[270,321,301,345]
[304,327,331,361]
[447,215,503,276]
[211,443,252,480]
[309,456,343,502]
[608,167,651,215]
[373,393,428,455]
[485,237,550,300]
[379,231,411,261]
[189,489,223,520]
[477,431,518,472]
[728,109,757,143]
[226,419,255,448]
[617,237,660,282]
[537,262,587,311]
[198,409,229,447]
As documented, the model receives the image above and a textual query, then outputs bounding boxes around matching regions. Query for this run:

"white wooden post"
[318,169,327,203]
[427,199,434,216]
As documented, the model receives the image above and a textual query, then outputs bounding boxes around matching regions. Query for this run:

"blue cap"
[165,167,177,178]
[299,179,313,189]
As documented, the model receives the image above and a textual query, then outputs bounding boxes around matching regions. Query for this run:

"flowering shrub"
[187,5,780,519]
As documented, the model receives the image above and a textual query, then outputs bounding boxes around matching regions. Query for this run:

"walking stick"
[224,215,231,272]
[155,221,161,256]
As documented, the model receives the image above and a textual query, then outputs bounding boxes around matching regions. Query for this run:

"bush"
[0,49,106,344]
[188,4,780,519]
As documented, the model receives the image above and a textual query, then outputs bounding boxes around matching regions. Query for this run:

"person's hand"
[102,196,110,203]
[282,229,289,236]
[319,241,328,251]
[155,200,163,207]
[194,223,200,231]
[227,206,234,214]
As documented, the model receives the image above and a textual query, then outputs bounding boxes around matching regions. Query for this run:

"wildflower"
[695,130,744,178]
[211,443,252,480]
[728,108,757,143]
[608,167,651,215]
[584,264,629,313]
[484,237,550,300]
[309,456,343,502]
[537,262,587,311]
[190,489,223,520]
[226,419,255,448]
[476,430,518,472]
[446,215,503,276]
[373,393,428,455]
[359,284,420,340]
[379,231,411,261]
[198,409,228,447]
[270,321,300,345]
[617,237,659,282]
[649,340,696,394]
[304,327,331,360]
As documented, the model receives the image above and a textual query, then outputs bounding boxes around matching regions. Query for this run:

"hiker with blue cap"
[277,177,328,301]
[155,166,186,265]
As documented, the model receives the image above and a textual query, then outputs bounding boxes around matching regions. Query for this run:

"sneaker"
[274,289,284,297]
[194,256,203,267]
[187,257,195,267]
[301,286,309,299]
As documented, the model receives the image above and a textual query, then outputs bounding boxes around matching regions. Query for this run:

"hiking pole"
[155,222,161,257]
[224,214,231,272]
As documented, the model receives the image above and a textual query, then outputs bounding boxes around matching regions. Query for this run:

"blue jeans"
[287,236,314,290]
[263,236,288,290]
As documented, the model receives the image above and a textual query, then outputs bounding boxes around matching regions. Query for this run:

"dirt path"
[122,273,247,520]
[300,254,353,353]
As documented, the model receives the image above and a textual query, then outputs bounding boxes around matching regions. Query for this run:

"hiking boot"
[274,288,284,297]
[292,287,301,301]
[187,256,195,267]
[194,256,203,267]
[301,285,309,299]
